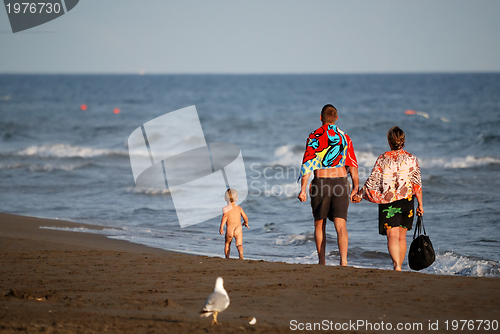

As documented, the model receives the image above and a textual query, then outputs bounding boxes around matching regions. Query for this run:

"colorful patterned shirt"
[362,149,422,204]
[299,124,358,180]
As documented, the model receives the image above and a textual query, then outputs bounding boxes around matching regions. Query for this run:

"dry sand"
[0,213,499,333]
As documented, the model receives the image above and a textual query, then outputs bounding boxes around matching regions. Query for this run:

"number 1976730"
[6,2,61,14]
[444,320,498,331]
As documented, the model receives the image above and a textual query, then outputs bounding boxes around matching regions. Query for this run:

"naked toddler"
[219,189,249,259]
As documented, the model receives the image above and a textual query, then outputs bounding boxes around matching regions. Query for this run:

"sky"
[0,0,499,74]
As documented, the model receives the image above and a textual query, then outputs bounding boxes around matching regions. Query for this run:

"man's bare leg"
[333,217,348,266]
[314,219,327,265]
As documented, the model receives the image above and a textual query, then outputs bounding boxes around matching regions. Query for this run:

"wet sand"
[0,213,499,333]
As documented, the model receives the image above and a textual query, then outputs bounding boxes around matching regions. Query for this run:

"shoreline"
[8,212,496,278]
[1,212,499,333]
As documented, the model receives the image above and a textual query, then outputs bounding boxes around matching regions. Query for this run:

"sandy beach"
[0,213,499,333]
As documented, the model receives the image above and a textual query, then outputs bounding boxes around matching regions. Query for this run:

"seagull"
[200,277,230,324]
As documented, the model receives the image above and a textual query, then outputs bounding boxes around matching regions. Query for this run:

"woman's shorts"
[378,197,415,235]
[310,177,350,222]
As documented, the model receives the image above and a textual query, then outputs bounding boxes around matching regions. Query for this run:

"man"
[298,104,359,266]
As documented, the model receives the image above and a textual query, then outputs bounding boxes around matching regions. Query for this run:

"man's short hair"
[321,104,338,123]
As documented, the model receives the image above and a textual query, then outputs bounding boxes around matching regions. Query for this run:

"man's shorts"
[310,177,350,222]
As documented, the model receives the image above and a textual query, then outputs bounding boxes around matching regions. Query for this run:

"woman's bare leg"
[399,227,408,267]
[386,227,403,270]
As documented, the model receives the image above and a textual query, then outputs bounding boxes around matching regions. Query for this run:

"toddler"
[219,189,249,259]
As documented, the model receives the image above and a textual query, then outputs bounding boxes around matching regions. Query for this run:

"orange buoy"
[113,108,120,114]
[80,104,88,111]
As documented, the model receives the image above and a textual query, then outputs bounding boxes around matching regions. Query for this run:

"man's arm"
[298,173,311,202]
[349,167,360,202]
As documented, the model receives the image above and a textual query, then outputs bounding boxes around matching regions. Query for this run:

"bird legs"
[212,311,219,325]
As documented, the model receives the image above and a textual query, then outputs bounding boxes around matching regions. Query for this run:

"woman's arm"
[415,190,424,216]
[359,154,385,203]
[412,155,423,216]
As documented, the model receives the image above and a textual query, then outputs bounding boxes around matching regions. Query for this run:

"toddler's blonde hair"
[224,189,238,203]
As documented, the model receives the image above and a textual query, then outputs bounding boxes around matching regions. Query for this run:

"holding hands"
[350,188,362,203]
[352,194,362,203]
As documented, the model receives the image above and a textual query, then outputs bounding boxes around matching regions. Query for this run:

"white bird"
[200,277,230,324]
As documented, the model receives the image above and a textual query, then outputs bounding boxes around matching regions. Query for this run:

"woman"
[355,126,423,271]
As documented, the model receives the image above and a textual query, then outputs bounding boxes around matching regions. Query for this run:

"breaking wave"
[16,144,127,158]
[0,162,92,172]
[425,251,500,277]
[126,187,172,195]
[420,156,500,169]
[271,145,499,170]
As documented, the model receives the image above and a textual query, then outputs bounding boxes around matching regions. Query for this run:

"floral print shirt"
[362,149,422,204]
[299,124,358,180]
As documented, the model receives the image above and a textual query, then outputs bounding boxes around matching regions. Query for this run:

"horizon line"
[1,70,499,76]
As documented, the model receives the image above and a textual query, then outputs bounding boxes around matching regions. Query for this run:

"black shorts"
[310,177,350,222]
[378,197,415,235]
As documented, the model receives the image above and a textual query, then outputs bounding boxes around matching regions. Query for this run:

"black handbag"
[408,215,435,270]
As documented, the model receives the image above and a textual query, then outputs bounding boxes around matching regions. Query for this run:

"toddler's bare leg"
[224,234,232,259]
[237,245,244,259]
[235,226,244,259]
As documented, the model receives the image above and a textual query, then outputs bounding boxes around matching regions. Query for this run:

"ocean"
[1,73,499,277]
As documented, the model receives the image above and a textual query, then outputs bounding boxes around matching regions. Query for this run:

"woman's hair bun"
[387,126,405,150]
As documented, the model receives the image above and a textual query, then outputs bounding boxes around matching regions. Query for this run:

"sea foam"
[271,145,499,170]
[39,226,125,235]
[17,144,127,158]
[425,251,500,277]
[420,156,500,169]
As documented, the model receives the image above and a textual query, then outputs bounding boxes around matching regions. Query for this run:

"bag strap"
[412,216,420,239]
[412,215,426,239]
[420,215,427,235]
